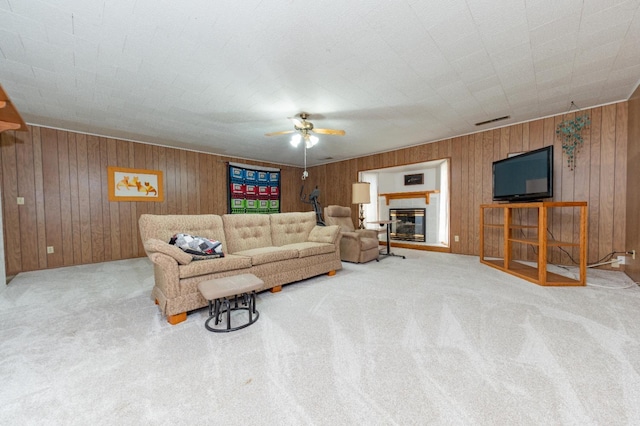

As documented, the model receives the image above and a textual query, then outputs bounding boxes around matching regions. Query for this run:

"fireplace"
[389,208,426,242]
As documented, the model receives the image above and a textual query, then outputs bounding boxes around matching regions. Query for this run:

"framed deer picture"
[107,166,164,202]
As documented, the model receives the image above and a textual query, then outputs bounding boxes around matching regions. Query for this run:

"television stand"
[479,201,587,286]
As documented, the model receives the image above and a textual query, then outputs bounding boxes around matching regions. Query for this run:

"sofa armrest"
[147,252,181,299]
[356,229,379,239]
[340,231,360,242]
[144,238,193,265]
[308,225,340,244]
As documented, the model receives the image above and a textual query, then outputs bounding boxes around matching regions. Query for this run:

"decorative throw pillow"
[308,225,339,244]
[169,233,225,260]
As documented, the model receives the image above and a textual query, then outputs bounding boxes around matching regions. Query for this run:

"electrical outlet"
[632,250,636,260]
[612,257,620,268]
[17,197,24,205]
[454,235,459,242]
[617,255,626,265]
[46,246,54,254]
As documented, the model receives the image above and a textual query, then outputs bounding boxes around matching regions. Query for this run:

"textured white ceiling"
[1,0,639,167]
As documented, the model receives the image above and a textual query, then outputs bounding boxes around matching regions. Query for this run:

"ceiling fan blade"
[312,128,346,136]
[265,130,295,137]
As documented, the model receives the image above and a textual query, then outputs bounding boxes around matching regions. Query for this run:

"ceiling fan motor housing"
[295,121,313,132]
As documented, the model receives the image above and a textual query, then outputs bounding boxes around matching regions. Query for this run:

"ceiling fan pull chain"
[302,146,309,180]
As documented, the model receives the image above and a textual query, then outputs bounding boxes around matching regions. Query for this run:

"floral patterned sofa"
[139,211,342,324]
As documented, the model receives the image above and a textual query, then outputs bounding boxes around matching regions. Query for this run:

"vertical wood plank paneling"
[57,130,74,266]
[217,157,229,214]
[460,136,470,254]
[106,139,121,260]
[176,150,184,213]
[481,132,494,256]
[613,103,627,252]
[32,126,47,269]
[99,138,112,260]
[527,120,544,259]
[473,133,483,255]
[179,150,187,214]
[599,105,617,261]
[522,122,530,152]
[510,124,523,154]
[157,146,168,215]
[450,137,462,251]
[188,151,200,215]
[165,148,176,214]
[588,108,602,262]
[550,115,564,264]
[68,133,82,264]
[626,86,640,282]
[150,145,161,215]
[87,135,104,263]
[467,133,482,254]
[493,130,503,258]
[127,143,138,257]
[199,152,210,213]
[1,131,21,274]
[510,125,524,260]
[133,143,148,255]
[41,128,63,268]
[559,114,575,265]
[15,129,38,271]
[573,112,591,263]
[76,134,92,263]
[116,140,132,259]
[500,127,510,158]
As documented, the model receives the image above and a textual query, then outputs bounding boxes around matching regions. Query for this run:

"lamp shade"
[352,182,371,204]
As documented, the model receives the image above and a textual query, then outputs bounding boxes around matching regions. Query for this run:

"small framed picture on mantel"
[404,173,424,186]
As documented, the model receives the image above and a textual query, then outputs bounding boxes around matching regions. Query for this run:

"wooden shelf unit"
[479,201,588,286]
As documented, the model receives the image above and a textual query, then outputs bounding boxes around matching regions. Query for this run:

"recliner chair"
[323,205,379,263]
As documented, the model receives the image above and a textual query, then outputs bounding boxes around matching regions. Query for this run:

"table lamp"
[352,182,371,229]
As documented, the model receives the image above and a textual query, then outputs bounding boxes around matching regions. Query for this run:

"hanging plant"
[556,113,590,170]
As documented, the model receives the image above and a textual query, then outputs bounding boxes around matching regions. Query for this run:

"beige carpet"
[1,249,639,425]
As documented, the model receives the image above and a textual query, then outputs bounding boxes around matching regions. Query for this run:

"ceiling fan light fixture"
[290,133,301,147]
[305,134,319,148]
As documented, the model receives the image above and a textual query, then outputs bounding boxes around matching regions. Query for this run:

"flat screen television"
[492,145,553,202]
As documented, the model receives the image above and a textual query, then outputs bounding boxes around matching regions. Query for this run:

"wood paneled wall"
[0,102,630,275]
[626,88,640,282]
[307,102,628,266]
[0,125,306,275]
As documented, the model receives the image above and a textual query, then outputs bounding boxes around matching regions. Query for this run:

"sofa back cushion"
[222,214,272,253]
[270,212,316,246]
[139,214,227,250]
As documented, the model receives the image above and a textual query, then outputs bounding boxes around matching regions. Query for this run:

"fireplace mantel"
[379,190,439,205]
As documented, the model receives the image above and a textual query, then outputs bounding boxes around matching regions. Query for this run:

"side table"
[367,220,405,259]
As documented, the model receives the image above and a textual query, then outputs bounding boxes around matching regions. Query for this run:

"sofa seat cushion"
[281,242,336,258]
[179,254,252,279]
[234,246,299,266]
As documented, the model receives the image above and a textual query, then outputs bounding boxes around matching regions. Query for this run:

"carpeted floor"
[1,249,639,425]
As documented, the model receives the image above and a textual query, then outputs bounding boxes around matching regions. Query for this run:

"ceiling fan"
[265,112,345,149]
[266,113,345,180]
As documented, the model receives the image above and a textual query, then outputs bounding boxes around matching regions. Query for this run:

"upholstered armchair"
[323,205,380,263]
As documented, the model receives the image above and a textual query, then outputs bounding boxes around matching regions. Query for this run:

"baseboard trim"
[379,241,451,253]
